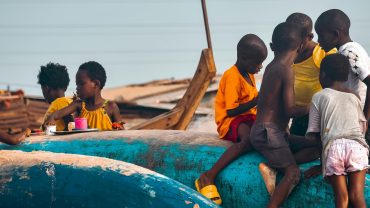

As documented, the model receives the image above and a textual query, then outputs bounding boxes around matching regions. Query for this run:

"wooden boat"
[2,130,369,207]
[0,150,217,208]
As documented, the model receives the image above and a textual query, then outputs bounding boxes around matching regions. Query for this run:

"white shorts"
[325,138,369,176]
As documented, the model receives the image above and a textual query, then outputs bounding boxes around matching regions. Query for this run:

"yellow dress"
[293,45,337,106]
[214,65,258,138]
[43,97,72,131]
[79,101,112,131]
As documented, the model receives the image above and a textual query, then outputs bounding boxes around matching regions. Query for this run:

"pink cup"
[74,117,88,130]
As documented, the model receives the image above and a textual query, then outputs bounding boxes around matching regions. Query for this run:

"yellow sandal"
[195,179,222,205]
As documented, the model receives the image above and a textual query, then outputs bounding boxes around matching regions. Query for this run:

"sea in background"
[0,0,369,96]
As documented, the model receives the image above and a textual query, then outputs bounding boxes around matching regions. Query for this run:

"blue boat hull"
[0,150,217,208]
[1,130,369,207]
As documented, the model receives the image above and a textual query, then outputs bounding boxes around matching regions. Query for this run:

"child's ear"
[297,43,304,54]
[332,30,340,42]
[308,33,314,41]
[269,42,274,52]
[93,80,101,89]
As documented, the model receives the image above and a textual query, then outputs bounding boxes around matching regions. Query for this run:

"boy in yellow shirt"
[195,34,267,205]
[38,62,73,131]
[286,13,336,136]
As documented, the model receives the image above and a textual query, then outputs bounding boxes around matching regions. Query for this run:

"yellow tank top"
[293,45,337,106]
[79,101,112,131]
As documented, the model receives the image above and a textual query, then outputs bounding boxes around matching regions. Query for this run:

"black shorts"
[251,122,296,169]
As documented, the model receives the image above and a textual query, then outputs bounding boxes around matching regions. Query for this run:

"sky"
[0,0,369,96]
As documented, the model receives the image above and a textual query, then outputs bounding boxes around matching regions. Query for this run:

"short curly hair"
[78,61,107,89]
[37,62,70,90]
[320,53,350,82]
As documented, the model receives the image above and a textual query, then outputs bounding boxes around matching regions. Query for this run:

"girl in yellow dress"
[43,61,123,131]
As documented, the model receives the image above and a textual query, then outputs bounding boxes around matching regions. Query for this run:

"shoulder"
[339,42,368,59]
[53,97,72,104]
[50,97,72,109]
[222,66,240,79]
[106,100,119,110]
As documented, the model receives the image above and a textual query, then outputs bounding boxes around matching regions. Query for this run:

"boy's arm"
[0,129,30,145]
[226,95,258,117]
[42,101,80,130]
[304,103,322,178]
[282,67,309,117]
[362,76,370,121]
[304,132,322,178]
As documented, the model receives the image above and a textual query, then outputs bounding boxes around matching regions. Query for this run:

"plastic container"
[74,118,88,130]
[46,125,56,135]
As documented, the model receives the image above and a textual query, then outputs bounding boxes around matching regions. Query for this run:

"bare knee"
[285,166,301,185]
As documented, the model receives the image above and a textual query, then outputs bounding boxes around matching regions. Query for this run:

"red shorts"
[223,114,256,143]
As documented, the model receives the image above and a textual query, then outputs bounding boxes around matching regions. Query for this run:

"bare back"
[256,60,306,130]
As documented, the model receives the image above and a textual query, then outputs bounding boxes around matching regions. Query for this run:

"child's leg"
[198,122,252,188]
[326,175,349,208]
[268,164,300,208]
[288,134,319,164]
[348,170,367,207]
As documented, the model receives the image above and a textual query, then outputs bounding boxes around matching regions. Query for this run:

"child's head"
[37,62,70,103]
[270,22,304,55]
[319,53,350,88]
[76,61,107,100]
[315,9,350,52]
[286,13,314,50]
[236,34,267,74]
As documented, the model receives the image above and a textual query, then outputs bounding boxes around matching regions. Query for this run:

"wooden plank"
[173,48,216,130]
[130,107,184,130]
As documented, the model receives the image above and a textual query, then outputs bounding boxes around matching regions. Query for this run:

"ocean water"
[0,0,369,96]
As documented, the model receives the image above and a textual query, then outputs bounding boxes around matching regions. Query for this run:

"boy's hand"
[42,115,55,131]
[304,165,321,179]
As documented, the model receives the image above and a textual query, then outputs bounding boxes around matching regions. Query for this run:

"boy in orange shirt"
[195,34,267,205]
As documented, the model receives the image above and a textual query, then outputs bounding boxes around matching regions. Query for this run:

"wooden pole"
[201,0,212,49]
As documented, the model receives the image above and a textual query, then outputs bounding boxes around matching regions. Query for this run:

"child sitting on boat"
[195,34,267,205]
[43,61,123,131]
[305,54,369,207]
[38,62,73,131]
[250,22,309,207]
[0,129,30,145]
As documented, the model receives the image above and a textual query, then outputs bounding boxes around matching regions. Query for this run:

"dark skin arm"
[0,129,30,145]
[106,101,124,130]
[304,132,322,178]
[226,95,258,117]
[282,66,309,117]
[362,76,370,121]
[42,100,81,130]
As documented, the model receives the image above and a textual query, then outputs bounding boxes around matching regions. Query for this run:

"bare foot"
[259,162,277,196]
[198,171,214,190]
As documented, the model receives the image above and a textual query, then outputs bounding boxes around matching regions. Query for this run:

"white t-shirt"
[307,88,368,175]
[339,42,370,109]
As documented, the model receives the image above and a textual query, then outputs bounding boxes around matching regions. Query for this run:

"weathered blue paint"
[0,150,217,208]
[1,130,370,207]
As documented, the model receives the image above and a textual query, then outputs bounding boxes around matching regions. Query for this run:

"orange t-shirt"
[215,65,258,138]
